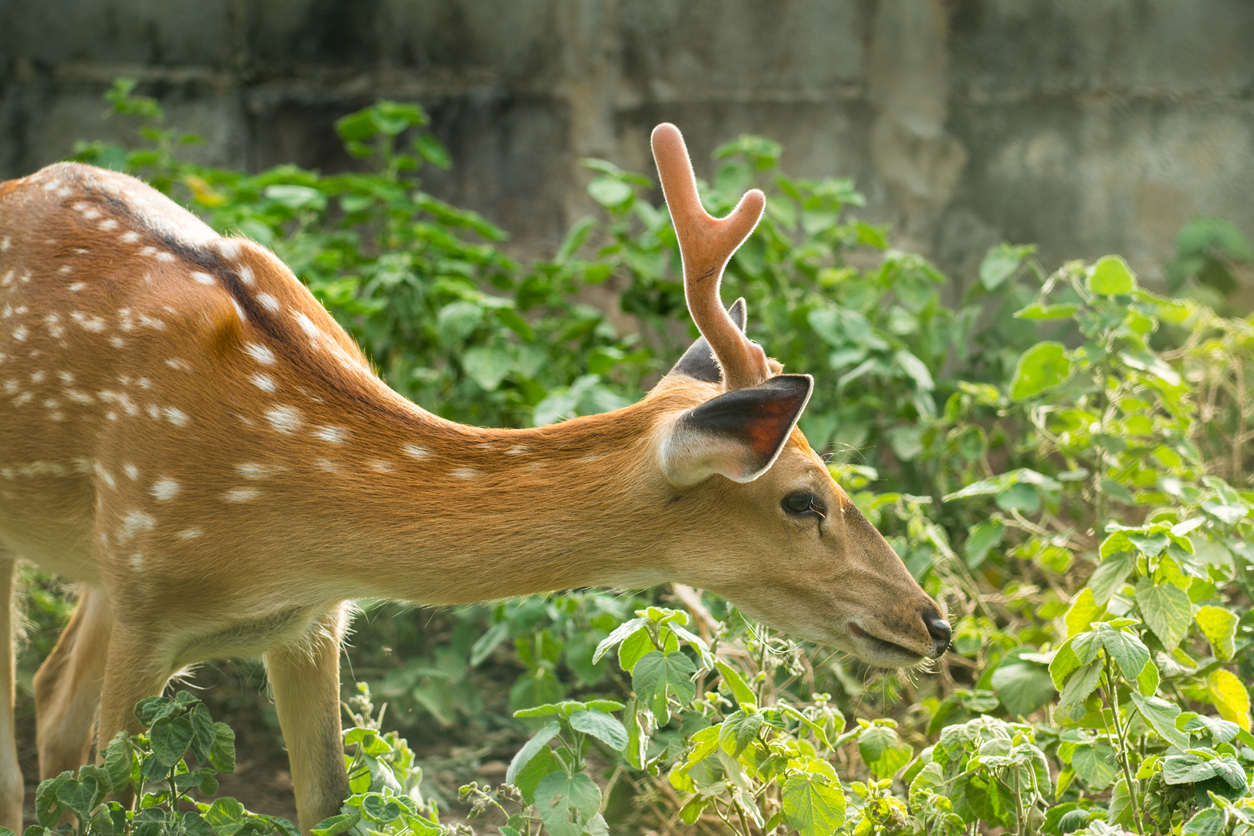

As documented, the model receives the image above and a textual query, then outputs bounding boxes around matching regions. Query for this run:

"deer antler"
[652,123,771,391]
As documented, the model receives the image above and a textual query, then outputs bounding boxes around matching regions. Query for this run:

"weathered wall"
[2,0,1252,284]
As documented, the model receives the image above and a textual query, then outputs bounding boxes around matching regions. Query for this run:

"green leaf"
[590,616,647,665]
[209,722,236,773]
[555,216,595,264]
[964,520,1004,568]
[714,660,757,709]
[462,344,513,390]
[1065,588,1104,637]
[631,651,696,723]
[55,775,101,821]
[414,133,451,169]
[1195,606,1238,661]
[534,771,601,836]
[1184,715,1241,745]
[1057,660,1103,718]
[990,659,1055,717]
[569,709,628,751]
[1135,578,1192,651]
[1015,302,1080,321]
[719,711,765,757]
[587,177,633,208]
[1183,807,1229,836]
[1095,623,1151,683]
[1086,255,1136,295]
[857,725,913,779]
[188,704,217,763]
[1010,342,1071,400]
[1088,549,1136,605]
[1071,742,1117,790]
[1129,693,1190,750]
[505,721,560,785]
[264,185,327,212]
[150,716,194,767]
[980,244,1032,291]
[782,773,846,836]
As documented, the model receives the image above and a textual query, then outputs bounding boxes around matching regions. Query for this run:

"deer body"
[0,127,949,832]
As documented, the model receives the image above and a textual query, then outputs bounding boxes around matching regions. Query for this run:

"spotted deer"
[0,123,950,831]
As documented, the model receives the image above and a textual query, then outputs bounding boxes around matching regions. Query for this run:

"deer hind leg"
[264,607,351,835]
[33,584,113,779]
[0,552,26,833]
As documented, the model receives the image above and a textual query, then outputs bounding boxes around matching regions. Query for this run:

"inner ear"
[660,373,813,486]
[666,298,747,384]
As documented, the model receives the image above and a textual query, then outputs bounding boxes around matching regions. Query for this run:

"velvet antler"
[651,123,771,391]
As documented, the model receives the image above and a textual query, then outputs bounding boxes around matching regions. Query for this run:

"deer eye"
[782,492,825,518]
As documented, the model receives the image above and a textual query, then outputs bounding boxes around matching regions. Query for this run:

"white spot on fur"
[222,487,260,502]
[403,443,430,459]
[238,265,254,286]
[315,458,338,472]
[151,478,181,501]
[68,282,86,292]
[313,426,347,444]
[177,528,203,540]
[250,373,277,392]
[369,460,395,473]
[94,462,116,490]
[257,292,280,312]
[217,239,241,259]
[266,406,304,434]
[117,509,156,541]
[12,326,27,341]
[165,358,192,371]
[451,467,479,480]
[121,231,140,243]
[235,463,286,479]
[244,343,276,365]
[191,271,215,286]
[100,218,119,231]
[164,407,189,426]
[507,445,530,455]
[294,312,319,338]
[70,311,107,332]
[123,463,140,481]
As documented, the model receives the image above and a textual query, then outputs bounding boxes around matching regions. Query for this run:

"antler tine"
[651,123,771,390]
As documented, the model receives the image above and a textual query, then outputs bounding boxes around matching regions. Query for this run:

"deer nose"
[924,609,951,658]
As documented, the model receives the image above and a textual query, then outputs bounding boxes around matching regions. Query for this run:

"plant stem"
[1101,663,1143,833]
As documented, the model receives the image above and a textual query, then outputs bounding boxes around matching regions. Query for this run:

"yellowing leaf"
[1207,669,1252,731]
[1195,606,1238,661]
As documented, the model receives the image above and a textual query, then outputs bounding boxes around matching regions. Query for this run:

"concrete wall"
[2,0,1252,284]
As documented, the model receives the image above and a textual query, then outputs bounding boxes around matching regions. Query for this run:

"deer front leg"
[0,554,25,833]
[96,625,175,768]
[265,609,350,835]
[34,585,113,780]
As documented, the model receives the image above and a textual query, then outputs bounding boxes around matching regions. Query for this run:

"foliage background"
[10,84,1254,836]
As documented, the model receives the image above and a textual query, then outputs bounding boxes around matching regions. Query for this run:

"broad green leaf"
[570,709,628,752]
[1049,640,1081,690]
[631,651,696,722]
[1129,693,1189,750]
[782,773,846,836]
[1135,579,1192,651]
[1088,550,1135,605]
[719,711,765,757]
[1015,302,1080,321]
[209,722,235,774]
[1087,255,1136,295]
[1071,742,1117,790]
[150,716,194,767]
[616,629,656,674]
[591,617,647,664]
[1183,807,1229,836]
[1057,660,1103,718]
[1183,715,1240,745]
[990,659,1055,717]
[1065,588,1104,637]
[55,775,101,821]
[980,243,1034,290]
[714,660,757,709]
[188,704,217,763]
[857,725,913,779]
[1195,606,1238,661]
[534,771,601,836]
[1207,669,1252,730]
[1163,753,1248,789]
[1095,623,1150,683]
[1010,342,1071,400]
[505,721,560,785]
[587,176,633,208]
[462,344,512,391]
[964,520,1004,569]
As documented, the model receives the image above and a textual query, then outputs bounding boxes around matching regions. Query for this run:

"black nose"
[924,611,951,657]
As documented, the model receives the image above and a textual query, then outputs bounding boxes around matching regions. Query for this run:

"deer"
[0,122,951,832]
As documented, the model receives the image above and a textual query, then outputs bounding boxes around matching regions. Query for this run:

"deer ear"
[660,373,813,486]
[666,298,747,384]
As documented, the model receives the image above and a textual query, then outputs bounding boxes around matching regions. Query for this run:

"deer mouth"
[846,621,926,667]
